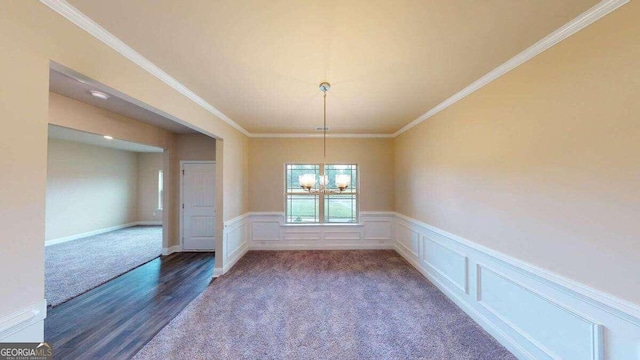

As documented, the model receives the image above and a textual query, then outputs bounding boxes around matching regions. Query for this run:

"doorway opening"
[45,125,165,307]
[44,63,220,356]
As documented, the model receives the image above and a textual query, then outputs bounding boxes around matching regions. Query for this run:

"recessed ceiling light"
[90,90,110,100]
[104,135,114,140]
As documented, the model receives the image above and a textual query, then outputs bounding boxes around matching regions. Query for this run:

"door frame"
[179,160,216,251]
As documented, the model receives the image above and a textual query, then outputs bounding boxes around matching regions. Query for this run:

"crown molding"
[41,0,628,140]
[393,0,629,137]
[249,133,395,139]
[39,0,251,137]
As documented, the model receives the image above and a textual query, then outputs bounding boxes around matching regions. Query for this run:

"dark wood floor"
[45,252,215,360]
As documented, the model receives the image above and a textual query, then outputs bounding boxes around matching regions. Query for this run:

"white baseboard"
[45,223,138,246]
[393,212,640,360]
[161,245,182,256]
[0,300,47,342]
[223,244,249,273]
[212,267,224,278]
[46,221,163,246]
[137,221,162,226]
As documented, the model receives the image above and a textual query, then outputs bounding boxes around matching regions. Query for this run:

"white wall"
[46,138,165,242]
[45,139,139,241]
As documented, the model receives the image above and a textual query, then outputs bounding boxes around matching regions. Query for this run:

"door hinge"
[182,169,185,175]
[182,204,185,209]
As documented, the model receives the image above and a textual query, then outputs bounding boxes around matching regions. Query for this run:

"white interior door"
[182,162,216,251]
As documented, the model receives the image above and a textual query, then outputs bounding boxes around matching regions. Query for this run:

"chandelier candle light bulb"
[335,174,351,191]
[299,173,316,191]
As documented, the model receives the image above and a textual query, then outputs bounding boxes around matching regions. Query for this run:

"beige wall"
[394,2,640,305]
[49,93,173,149]
[46,139,139,240]
[0,1,249,321]
[175,133,217,161]
[137,152,164,223]
[0,32,48,317]
[250,138,394,212]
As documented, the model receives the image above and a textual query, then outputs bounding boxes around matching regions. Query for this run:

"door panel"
[182,163,216,250]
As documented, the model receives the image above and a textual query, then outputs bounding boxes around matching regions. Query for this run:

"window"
[285,164,358,224]
[158,170,164,210]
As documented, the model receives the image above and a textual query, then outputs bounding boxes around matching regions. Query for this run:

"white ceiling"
[48,124,164,153]
[49,68,196,135]
[65,0,599,134]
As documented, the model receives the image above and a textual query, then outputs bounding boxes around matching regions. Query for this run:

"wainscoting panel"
[324,231,361,241]
[423,236,468,294]
[225,223,246,261]
[363,214,393,241]
[252,216,281,241]
[282,230,323,242]
[395,220,420,259]
[394,213,640,360]
[222,214,250,273]
[477,264,599,360]
[249,212,395,250]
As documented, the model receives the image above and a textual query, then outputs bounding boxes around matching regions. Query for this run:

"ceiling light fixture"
[103,135,114,140]
[299,82,351,194]
[89,90,110,100]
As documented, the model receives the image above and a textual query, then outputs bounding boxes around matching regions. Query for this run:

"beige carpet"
[134,250,514,360]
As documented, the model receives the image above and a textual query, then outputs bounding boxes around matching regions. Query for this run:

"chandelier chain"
[323,90,327,169]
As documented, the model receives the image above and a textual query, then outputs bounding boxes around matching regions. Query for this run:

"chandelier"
[299,82,351,194]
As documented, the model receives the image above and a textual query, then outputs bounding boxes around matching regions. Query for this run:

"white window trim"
[157,170,164,211]
[284,163,359,224]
